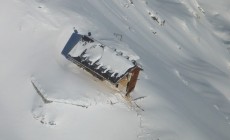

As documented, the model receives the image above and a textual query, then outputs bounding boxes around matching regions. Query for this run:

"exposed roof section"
[61,31,82,56]
[62,32,139,84]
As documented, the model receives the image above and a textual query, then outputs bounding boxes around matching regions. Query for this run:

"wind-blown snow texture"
[1,0,230,140]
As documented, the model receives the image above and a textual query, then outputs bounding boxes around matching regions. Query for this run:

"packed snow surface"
[1,0,230,140]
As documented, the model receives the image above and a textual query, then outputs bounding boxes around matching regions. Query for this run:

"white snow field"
[1,0,230,140]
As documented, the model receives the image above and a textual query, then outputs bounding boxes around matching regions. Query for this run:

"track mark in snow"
[193,0,205,14]
[150,28,157,35]
[148,11,165,26]
[213,104,230,125]
[128,26,135,32]
[174,69,189,86]
[120,0,134,8]
[176,43,182,50]
[120,96,154,140]
[179,0,205,19]
[32,105,57,127]
[198,6,205,14]
[113,33,123,41]
[112,94,153,139]
[31,97,57,127]
[136,108,156,140]
[213,104,220,111]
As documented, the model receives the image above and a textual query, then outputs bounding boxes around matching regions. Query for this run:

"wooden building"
[61,31,142,96]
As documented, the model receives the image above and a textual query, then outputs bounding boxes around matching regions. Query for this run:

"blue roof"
[61,32,82,57]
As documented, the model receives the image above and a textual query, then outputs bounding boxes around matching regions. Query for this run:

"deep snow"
[1,0,230,140]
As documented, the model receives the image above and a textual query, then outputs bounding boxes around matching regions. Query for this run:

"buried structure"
[61,31,142,96]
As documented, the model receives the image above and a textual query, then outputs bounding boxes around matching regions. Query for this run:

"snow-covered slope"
[1,0,230,140]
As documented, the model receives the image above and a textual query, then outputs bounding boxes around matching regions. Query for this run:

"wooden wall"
[126,67,141,96]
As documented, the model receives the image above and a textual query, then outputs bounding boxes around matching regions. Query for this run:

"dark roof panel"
[61,32,82,57]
